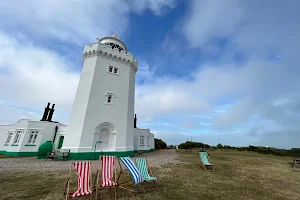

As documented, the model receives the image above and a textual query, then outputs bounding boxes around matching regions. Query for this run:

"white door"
[97,128,109,150]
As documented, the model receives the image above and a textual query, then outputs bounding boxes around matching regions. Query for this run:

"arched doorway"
[93,122,116,151]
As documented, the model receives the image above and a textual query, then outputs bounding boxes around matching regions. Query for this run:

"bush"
[178,141,208,149]
[177,141,299,158]
[248,145,258,152]
[155,138,167,149]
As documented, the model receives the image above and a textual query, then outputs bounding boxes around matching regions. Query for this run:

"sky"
[0,0,299,149]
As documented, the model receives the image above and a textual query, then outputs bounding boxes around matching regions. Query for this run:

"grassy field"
[1,150,300,200]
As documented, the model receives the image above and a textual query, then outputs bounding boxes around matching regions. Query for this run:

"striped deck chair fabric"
[136,158,157,181]
[120,157,144,185]
[70,161,92,197]
[200,152,213,166]
[101,156,117,187]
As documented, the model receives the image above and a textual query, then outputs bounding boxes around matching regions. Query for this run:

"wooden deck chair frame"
[135,158,158,191]
[118,157,145,194]
[94,156,122,200]
[64,161,93,200]
[200,152,215,171]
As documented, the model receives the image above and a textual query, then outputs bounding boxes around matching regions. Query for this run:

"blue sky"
[0,0,299,149]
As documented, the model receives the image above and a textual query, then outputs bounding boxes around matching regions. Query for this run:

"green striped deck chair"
[199,152,215,171]
[136,158,158,190]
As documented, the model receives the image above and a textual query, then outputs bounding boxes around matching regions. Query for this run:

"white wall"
[4,119,29,153]
[149,133,155,149]
[63,38,138,153]
[134,128,150,151]
[0,124,14,152]
[18,121,58,153]
[1,119,66,154]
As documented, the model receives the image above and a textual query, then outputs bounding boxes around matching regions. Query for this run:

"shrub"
[155,138,167,149]
[178,141,208,149]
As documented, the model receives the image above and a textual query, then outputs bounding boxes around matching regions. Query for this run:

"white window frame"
[107,94,113,104]
[27,130,39,144]
[140,136,145,146]
[108,66,113,73]
[107,65,119,75]
[13,129,24,144]
[5,131,13,144]
[105,92,115,105]
[113,67,119,74]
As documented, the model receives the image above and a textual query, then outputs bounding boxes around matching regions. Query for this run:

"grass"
[1,150,300,200]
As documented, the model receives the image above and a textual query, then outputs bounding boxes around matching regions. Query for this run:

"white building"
[0,103,68,157]
[0,34,155,159]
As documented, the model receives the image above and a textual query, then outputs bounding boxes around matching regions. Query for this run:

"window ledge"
[4,144,9,146]
[107,71,120,76]
[105,103,114,106]
[11,144,19,146]
[25,144,36,146]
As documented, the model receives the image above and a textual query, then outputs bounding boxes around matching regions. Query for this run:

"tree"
[178,141,210,149]
[155,138,167,149]
[216,143,223,149]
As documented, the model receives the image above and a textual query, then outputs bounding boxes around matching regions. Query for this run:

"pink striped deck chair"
[64,161,93,200]
[94,156,122,200]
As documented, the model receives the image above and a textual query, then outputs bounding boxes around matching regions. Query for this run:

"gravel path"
[0,149,181,172]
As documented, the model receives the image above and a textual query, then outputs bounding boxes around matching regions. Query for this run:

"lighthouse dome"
[98,34,128,53]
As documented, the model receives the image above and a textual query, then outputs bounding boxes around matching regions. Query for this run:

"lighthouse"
[62,34,138,159]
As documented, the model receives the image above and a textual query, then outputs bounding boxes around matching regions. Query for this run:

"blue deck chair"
[199,152,215,171]
[119,157,145,193]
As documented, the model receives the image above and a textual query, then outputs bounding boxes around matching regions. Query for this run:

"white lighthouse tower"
[62,34,138,159]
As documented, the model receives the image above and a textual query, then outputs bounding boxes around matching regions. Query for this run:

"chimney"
[47,104,55,122]
[41,102,50,121]
[134,114,137,128]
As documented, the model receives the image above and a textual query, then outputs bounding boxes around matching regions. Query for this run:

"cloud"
[182,0,300,57]
[0,0,178,124]
[136,60,156,83]
[135,79,211,120]
[139,122,170,127]
[0,0,177,45]
[127,0,178,16]
[0,103,41,125]
[182,121,201,129]
[135,55,299,117]
[182,0,244,49]
[134,0,300,148]
[0,32,80,109]
[211,100,253,130]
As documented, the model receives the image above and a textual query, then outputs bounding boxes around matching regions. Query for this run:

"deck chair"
[199,152,215,171]
[135,158,158,191]
[64,161,93,200]
[94,156,122,200]
[119,157,145,193]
